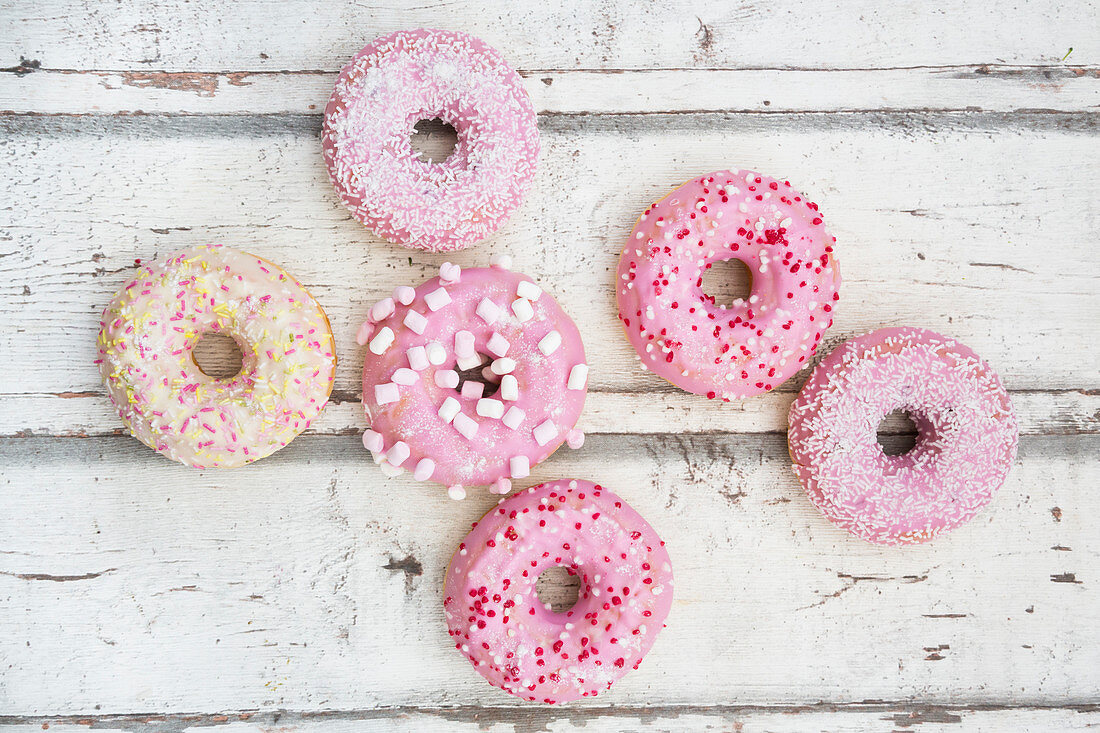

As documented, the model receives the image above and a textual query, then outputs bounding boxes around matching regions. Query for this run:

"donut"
[358,259,588,499]
[96,245,336,468]
[322,29,539,252]
[617,169,839,399]
[444,479,673,703]
[788,327,1018,545]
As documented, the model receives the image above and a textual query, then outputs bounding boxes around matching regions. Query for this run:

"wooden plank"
[5,66,1099,115]
[1,114,1097,401]
[0,434,1096,715]
[2,0,1094,71]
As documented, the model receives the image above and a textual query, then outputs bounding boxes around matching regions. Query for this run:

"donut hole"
[876,408,920,456]
[536,566,582,615]
[191,331,244,379]
[455,354,499,398]
[701,257,753,308]
[411,118,458,164]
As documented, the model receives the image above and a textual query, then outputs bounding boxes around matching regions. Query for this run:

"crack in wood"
[0,567,116,582]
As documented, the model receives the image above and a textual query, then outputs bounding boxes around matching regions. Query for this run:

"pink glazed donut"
[322,29,539,252]
[444,480,674,704]
[788,328,1018,545]
[617,170,839,399]
[358,259,588,499]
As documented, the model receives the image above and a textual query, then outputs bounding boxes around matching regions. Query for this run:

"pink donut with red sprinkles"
[444,479,673,704]
[322,29,539,252]
[788,328,1018,545]
[358,258,588,499]
[617,170,839,399]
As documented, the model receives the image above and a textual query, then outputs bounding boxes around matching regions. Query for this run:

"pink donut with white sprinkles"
[322,29,539,252]
[359,259,588,499]
[617,170,839,399]
[444,479,673,704]
[788,328,1018,545]
[96,246,336,468]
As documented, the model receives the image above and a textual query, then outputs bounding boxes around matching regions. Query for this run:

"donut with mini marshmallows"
[788,328,1018,545]
[96,245,336,468]
[444,479,673,703]
[323,29,539,252]
[359,259,588,499]
[617,170,839,398]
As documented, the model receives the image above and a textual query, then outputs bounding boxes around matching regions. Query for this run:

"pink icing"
[322,29,539,252]
[361,264,587,495]
[444,480,674,704]
[96,245,336,468]
[788,327,1019,545]
[617,170,839,399]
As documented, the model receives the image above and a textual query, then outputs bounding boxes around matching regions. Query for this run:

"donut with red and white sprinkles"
[359,259,588,499]
[444,479,673,703]
[617,170,839,399]
[322,29,539,252]
[96,246,336,468]
[788,328,1018,545]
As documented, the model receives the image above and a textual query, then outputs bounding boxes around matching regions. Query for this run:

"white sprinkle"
[511,298,534,322]
[502,406,525,429]
[413,458,435,481]
[424,287,451,311]
[435,369,459,388]
[567,364,589,390]
[486,332,510,357]
[374,382,399,404]
[517,280,542,301]
[392,367,418,385]
[403,310,428,334]
[490,253,512,269]
[780,217,792,228]
[476,298,500,324]
[533,419,558,446]
[453,412,478,439]
[500,374,519,401]
[510,455,530,478]
[427,342,447,365]
[369,327,394,354]
[538,330,562,355]
[476,398,505,419]
[738,201,749,213]
[447,484,466,500]
[491,357,517,375]
[438,397,460,423]
[454,330,476,359]
[392,285,415,305]
[361,429,383,453]
[385,441,410,467]
[460,380,484,400]
[370,297,394,322]
[406,346,429,371]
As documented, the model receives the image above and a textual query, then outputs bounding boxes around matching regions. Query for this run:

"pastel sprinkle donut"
[96,245,336,468]
[359,260,588,499]
[322,29,539,252]
[788,327,1018,545]
[444,479,673,703]
[617,170,839,399]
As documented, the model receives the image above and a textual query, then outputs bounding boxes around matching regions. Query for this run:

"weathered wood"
[0,434,1096,714]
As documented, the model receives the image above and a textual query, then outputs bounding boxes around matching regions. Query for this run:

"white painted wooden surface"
[1,1,1098,731]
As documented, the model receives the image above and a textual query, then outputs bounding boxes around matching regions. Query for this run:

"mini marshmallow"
[481,366,502,383]
[567,364,589,390]
[392,367,419,385]
[447,484,467,500]
[369,326,395,355]
[533,419,558,446]
[454,330,476,358]
[403,310,428,335]
[393,285,415,305]
[566,429,585,449]
[379,462,404,478]
[491,357,517,375]
[406,345,429,371]
[486,332,510,357]
[502,406,525,430]
[439,262,461,284]
[362,429,384,453]
[413,458,435,481]
[517,280,542,301]
[386,441,410,467]
[509,455,530,479]
[490,253,513,269]
[538,330,562,355]
[476,298,500,324]
[434,369,459,388]
[476,398,505,419]
[370,297,395,322]
[453,412,478,439]
[374,382,400,404]
[460,380,484,400]
[511,298,534,323]
[424,287,451,311]
[489,477,512,495]
[456,353,483,371]
[355,320,374,346]
[499,374,519,401]
[438,397,460,423]
[427,342,447,365]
